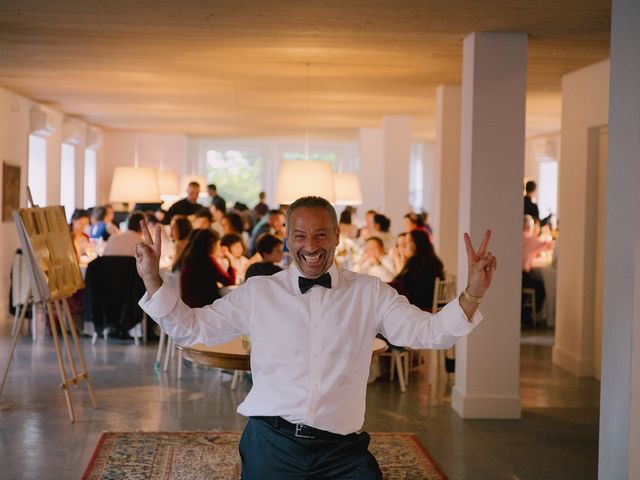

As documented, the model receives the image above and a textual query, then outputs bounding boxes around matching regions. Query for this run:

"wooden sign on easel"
[0,190,97,422]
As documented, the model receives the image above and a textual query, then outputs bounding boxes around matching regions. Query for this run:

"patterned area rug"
[82,431,447,479]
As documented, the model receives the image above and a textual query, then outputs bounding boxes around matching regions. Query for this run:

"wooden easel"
[0,191,97,422]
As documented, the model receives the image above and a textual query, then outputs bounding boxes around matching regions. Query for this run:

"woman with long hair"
[390,229,444,312]
[177,228,236,308]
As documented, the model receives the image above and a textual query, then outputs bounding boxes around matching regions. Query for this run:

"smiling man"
[136,195,497,479]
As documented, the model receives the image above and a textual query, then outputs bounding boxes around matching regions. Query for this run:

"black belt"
[252,416,350,440]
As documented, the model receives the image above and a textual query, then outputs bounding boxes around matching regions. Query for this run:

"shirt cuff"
[138,283,180,318]
[440,297,483,337]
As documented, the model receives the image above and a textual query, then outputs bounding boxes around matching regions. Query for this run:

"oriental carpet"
[82,431,447,479]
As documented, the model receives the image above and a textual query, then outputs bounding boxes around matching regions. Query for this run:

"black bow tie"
[298,273,332,294]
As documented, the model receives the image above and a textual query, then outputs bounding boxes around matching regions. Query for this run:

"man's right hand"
[135,220,163,296]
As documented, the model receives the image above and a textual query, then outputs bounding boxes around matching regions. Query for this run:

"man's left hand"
[464,230,497,298]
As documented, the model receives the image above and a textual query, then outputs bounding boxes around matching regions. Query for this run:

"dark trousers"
[239,417,382,479]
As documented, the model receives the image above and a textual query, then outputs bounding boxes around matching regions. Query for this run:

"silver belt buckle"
[295,424,316,439]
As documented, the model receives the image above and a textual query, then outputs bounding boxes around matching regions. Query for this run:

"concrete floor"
[0,320,600,480]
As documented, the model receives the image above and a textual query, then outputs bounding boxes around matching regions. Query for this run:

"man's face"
[187,185,200,203]
[287,207,339,279]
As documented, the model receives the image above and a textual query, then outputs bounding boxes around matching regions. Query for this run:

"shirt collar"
[288,262,340,294]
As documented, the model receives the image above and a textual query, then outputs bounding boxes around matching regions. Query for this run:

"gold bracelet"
[462,288,483,304]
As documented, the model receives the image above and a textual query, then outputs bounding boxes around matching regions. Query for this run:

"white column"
[357,128,385,216]
[433,85,462,273]
[599,0,640,477]
[452,32,527,419]
[382,115,411,234]
[553,60,610,377]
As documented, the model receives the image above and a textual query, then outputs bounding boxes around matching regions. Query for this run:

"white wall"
[0,86,101,314]
[554,59,610,377]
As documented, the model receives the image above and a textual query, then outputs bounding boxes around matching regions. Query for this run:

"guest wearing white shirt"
[103,211,145,257]
[353,236,397,282]
[135,196,497,479]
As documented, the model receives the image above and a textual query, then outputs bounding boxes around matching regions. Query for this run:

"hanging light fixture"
[334,172,363,205]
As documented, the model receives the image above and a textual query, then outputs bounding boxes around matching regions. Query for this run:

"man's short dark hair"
[525,180,537,194]
[366,236,384,249]
[285,197,337,232]
[256,233,283,255]
[188,181,201,189]
[194,207,213,222]
[207,184,217,191]
[127,211,146,233]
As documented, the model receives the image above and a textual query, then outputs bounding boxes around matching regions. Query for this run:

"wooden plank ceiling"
[0,0,610,139]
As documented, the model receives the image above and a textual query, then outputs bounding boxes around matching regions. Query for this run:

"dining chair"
[522,287,537,327]
[426,274,458,384]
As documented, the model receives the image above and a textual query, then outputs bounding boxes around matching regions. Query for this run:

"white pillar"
[357,128,385,216]
[553,60,610,377]
[599,0,640,477]
[382,116,411,234]
[434,85,462,274]
[452,32,527,419]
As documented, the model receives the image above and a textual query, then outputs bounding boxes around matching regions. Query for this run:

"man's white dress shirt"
[139,264,482,435]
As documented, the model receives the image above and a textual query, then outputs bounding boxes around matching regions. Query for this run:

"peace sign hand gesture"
[464,230,497,299]
[135,220,164,295]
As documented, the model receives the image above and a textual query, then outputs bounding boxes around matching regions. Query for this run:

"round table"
[179,337,388,371]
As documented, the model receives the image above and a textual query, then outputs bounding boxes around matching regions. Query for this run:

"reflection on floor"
[0,321,599,480]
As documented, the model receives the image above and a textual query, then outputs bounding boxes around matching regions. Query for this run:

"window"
[409,143,424,211]
[205,149,262,207]
[60,143,75,221]
[84,148,97,209]
[27,135,47,207]
[282,151,338,171]
[538,161,558,219]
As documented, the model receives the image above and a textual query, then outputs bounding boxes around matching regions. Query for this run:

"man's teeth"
[303,252,322,262]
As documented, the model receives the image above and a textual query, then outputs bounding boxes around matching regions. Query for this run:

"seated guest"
[404,211,433,243]
[89,206,110,240]
[192,207,213,230]
[522,214,554,314]
[177,229,236,308]
[210,201,226,236]
[163,181,201,225]
[104,204,121,238]
[221,233,250,284]
[221,212,250,252]
[245,233,284,280]
[371,214,395,252]
[103,211,146,257]
[250,209,285,255]
[154,208,167,224]
[357,209,377,244]
[339,208,358,240]
[170,216,193,272]
[353,236,396,282]
[390,229,444,312]
[69,209,90,259]
[391,232,409,274]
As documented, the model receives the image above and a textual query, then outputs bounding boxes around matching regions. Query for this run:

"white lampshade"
[181,174,207,191]
[158,171,180,195]
[334,172,363,205]
[275,160,336,205]
[109,166,160,203]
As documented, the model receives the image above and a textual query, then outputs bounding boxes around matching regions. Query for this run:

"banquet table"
[179,337,388,372]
